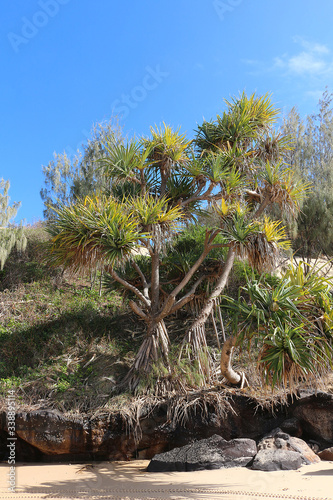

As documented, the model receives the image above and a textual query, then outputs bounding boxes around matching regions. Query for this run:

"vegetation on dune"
[1,91,333,412]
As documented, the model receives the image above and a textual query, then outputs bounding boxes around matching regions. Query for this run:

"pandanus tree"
[222,261,333,391]
[46,94,310,392]
[46,124,230,392]
[180,93,311,383]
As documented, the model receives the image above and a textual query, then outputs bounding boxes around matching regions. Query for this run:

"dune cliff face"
[0,391,332,462]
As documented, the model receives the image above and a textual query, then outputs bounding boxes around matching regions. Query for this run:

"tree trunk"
[220,336,241,384]
[124,319,170,392]
[180,247,236,383]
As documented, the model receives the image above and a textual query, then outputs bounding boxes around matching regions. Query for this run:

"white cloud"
[288,52,328,75]
[292,36,330,55]
[277,38,332,76]
[244,37,333,78]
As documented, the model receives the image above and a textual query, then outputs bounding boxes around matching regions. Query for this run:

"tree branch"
[181,182,215,207]
[169,275,207,314]
[155,230,218,321]
[252,195,271,219]
[106,266,151,308]
[129,300,148,320]
[132,261,150,300]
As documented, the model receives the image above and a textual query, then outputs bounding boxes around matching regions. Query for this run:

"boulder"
[292,392,333,445]
[252,449,303,471]
[318,447,333,461]
[252,428,320,471]
[147,434,257,472]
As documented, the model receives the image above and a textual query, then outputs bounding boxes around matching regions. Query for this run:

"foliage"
[44,94,317,393]
[222,265,333,390]
[40,120,122,219]
[281,90,333,258]
[0,222,51,289]
[0,179,26,270]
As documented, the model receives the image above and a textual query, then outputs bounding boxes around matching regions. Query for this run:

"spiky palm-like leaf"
[255,131,294,163]
[46,196,144,270]
[99,141,140,181]
[224,92,279,130]
[222,272,333,390]
[195,92,279,155]
[129,195,183,234]
[258,161,312,215]
[258,325,325,388]
[142,123,191,168]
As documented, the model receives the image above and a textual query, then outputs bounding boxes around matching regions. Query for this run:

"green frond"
[98,140,141,183]
[46,195,144,270]
[259,217,291,251]
[129,195,183,233]
[258,161,311,214]
[214,198,249,224]
[256,132,295,162]
[224,92,279,128]
[142,123,191,167]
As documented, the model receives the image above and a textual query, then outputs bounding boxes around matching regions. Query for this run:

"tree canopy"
[282,89,333,259]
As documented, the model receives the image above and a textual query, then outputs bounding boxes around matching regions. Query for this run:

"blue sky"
[2,0,333,223]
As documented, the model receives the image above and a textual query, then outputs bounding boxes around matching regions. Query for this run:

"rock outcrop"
[0,391,332,462]
[147,429,320,473]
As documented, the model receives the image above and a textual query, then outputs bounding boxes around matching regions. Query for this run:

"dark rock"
[280,417,302,437]
[318,447,333,461]
[252,449,303,471]
[292,392,333,445]
[147,434,257,472]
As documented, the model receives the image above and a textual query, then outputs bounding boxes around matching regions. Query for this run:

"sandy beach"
[0,460,332,500]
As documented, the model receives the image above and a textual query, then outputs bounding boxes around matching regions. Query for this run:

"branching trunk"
[180,248,235,382]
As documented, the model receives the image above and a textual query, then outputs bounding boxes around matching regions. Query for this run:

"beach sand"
[0,460,333,500]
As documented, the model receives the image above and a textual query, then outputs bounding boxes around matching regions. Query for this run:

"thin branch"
[252,195,271,219]
[129,300,148,320]
[156,231,215,319]
[132,261,150,299]
[181,182,215,207]
[106,266,151,308]
[169,275,207,315]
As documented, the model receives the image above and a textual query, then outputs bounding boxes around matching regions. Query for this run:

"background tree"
[41,120,122,219]
[0,179,26,269]
[282,90,333,259]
